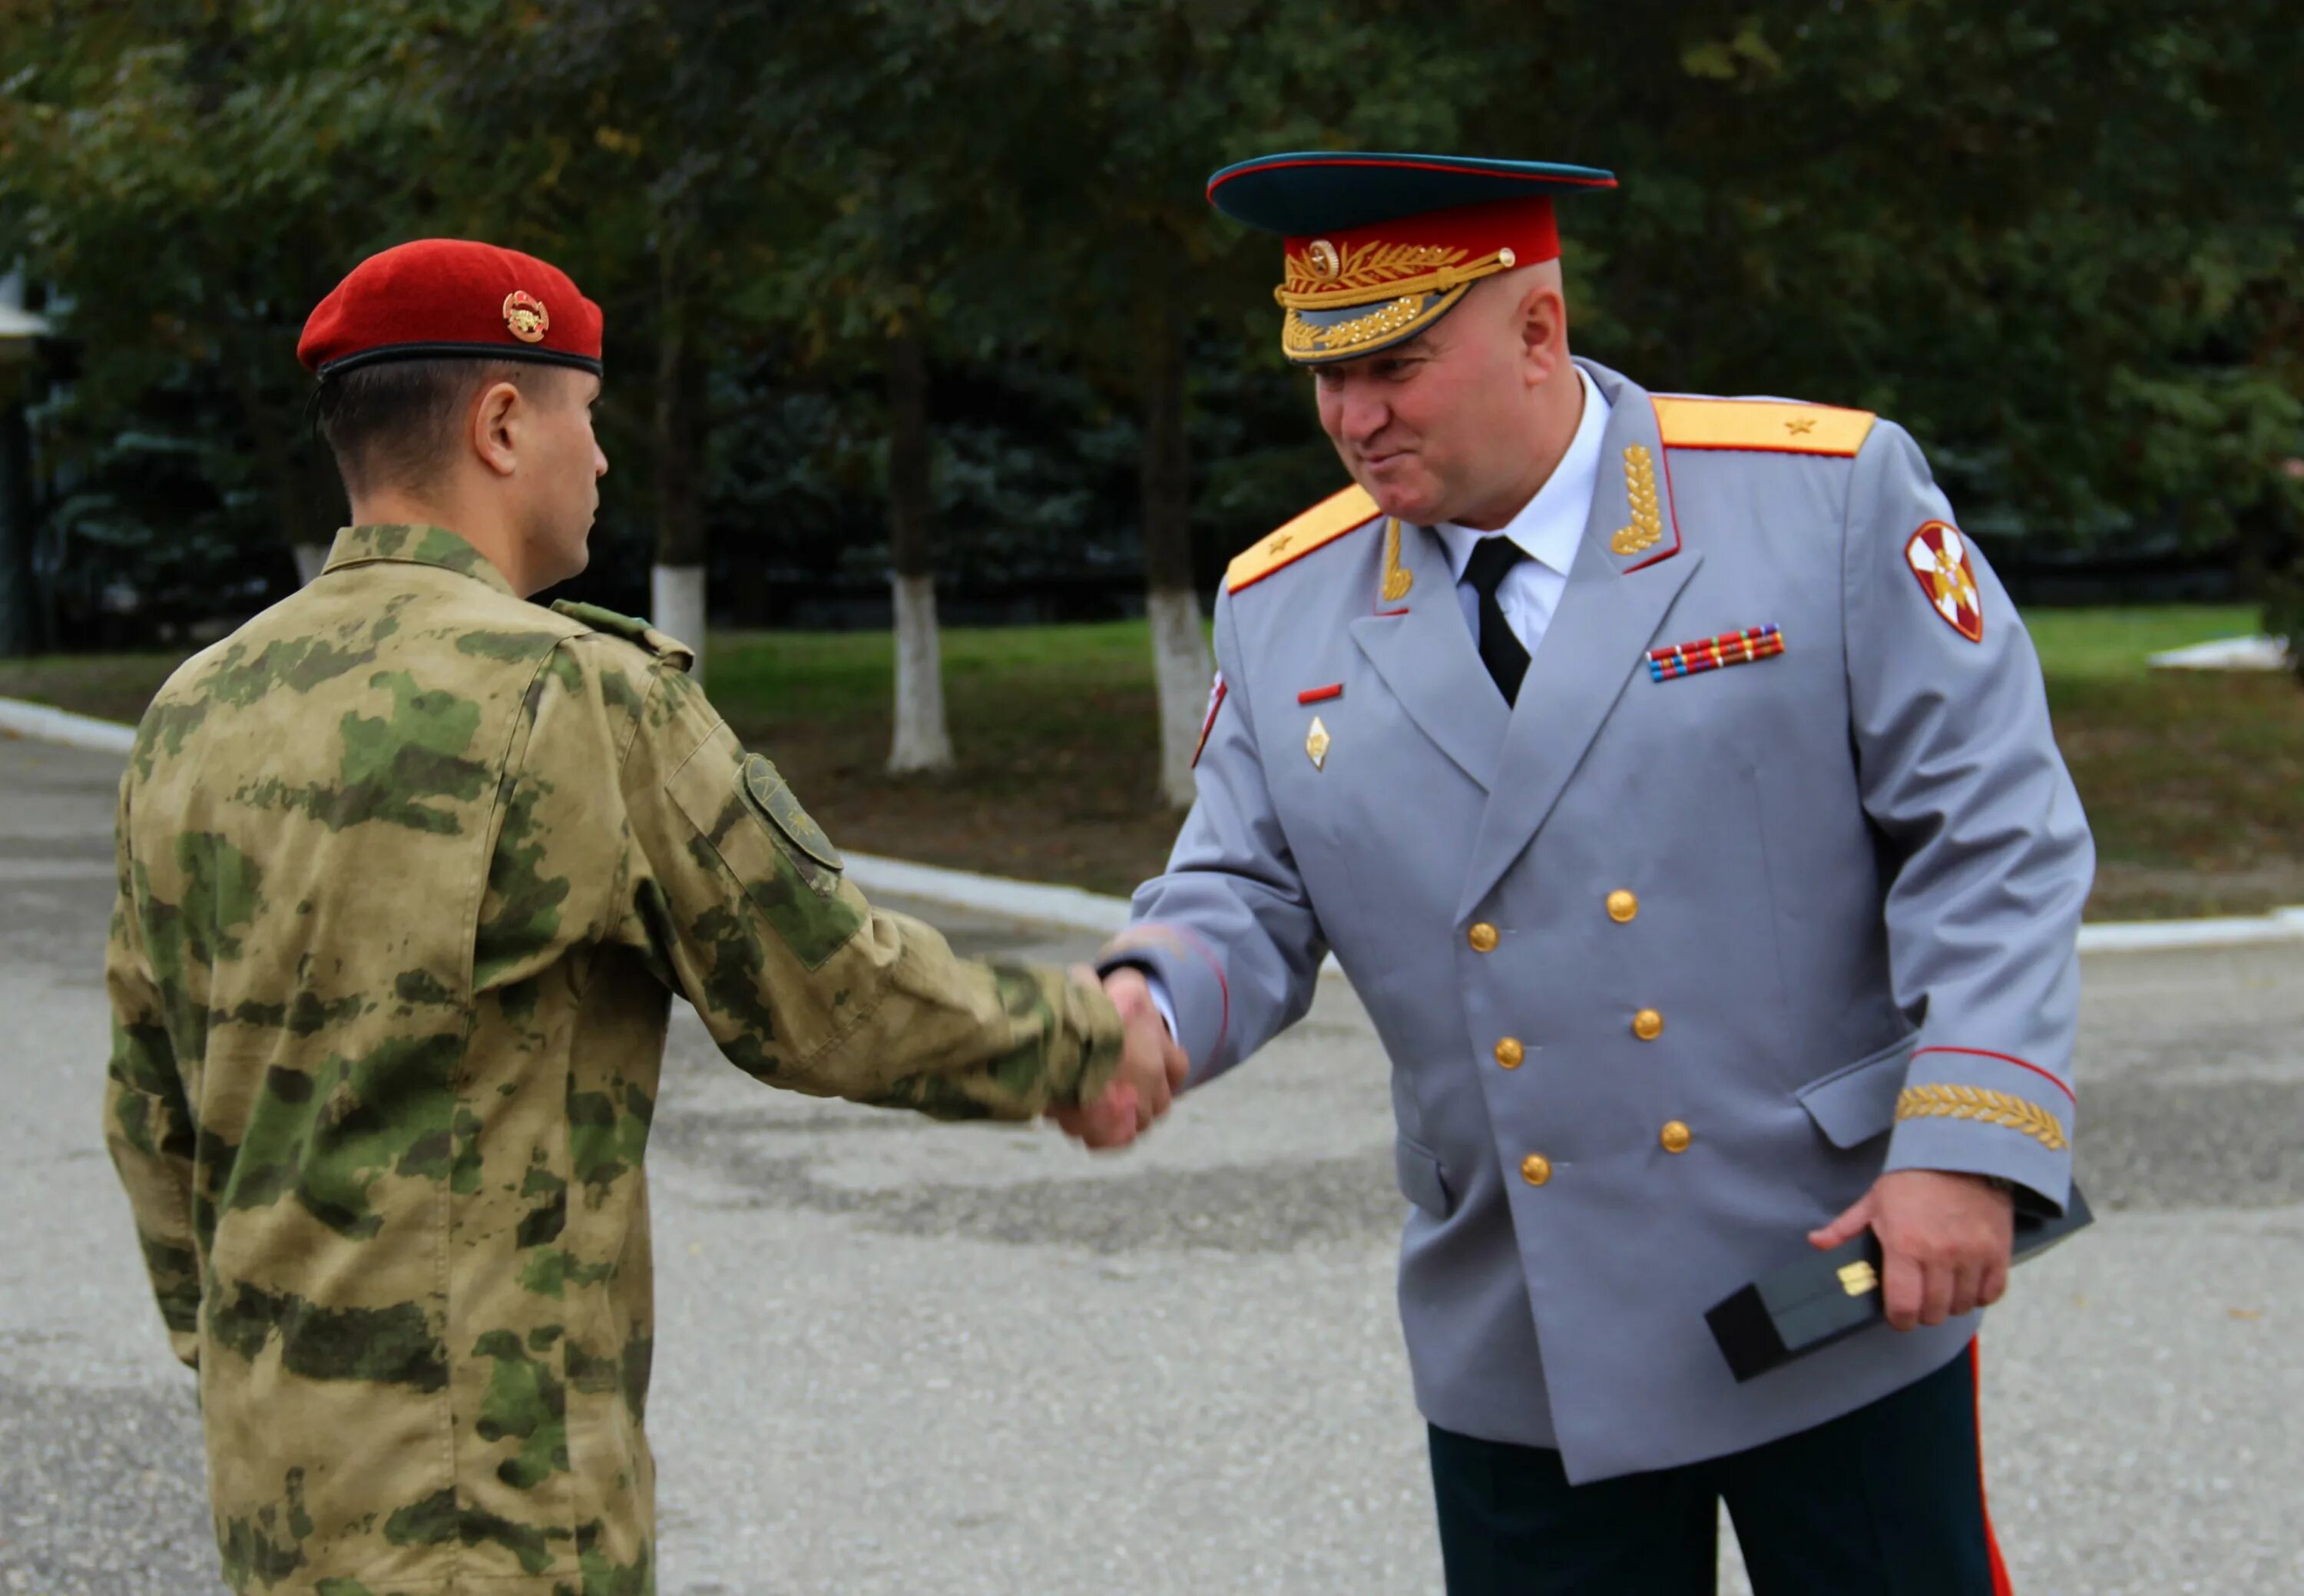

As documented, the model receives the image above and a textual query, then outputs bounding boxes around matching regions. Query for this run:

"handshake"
[1053,966,1188,1151]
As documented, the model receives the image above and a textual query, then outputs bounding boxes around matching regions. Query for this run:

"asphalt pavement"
[3,733,2299,1594]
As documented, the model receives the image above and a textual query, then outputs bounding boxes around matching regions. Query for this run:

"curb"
[0,697,137,757]
[7,694,2301,956]
[842,851,1134,937]
[2077,907,2304,954]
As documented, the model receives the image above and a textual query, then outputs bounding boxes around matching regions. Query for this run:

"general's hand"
[1809,1169,2015,1331]
[1048,966,1187,1152]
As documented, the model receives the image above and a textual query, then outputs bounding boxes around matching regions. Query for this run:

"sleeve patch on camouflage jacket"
[548,600,696,671]
[666,733,864,971]
[739,754,844,876]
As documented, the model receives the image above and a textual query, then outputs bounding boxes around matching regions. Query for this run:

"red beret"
[298,238,604,379]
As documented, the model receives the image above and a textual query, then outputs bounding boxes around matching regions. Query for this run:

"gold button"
[1494,1038,1524,1070]
[1520,1154,1552,1187]
[1606,889,1639,923]
[1660,1121,1693,1154]
[1468,922,1499,953]
[1633,1008,1664,1041]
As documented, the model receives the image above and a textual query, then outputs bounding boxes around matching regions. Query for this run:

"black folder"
[1706,1185,2094,1383]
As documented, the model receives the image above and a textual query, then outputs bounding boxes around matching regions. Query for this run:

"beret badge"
[502,290,551,344]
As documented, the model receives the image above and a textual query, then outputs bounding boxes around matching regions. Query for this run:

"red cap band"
[1274,196,1560,363]
[1279,197,1558,310]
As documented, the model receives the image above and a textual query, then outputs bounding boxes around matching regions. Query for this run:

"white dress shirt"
[1430,363,1610,661]
[1141,366,1610,1046]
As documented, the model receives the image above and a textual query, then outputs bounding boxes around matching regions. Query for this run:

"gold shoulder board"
[1226,485,1381,594]
[1652,396,1875,457]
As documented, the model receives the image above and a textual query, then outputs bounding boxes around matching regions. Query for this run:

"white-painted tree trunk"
[292,544,329,586]
[887,573,955,773]
[651,563,708,684]
[1147,586,1212,808]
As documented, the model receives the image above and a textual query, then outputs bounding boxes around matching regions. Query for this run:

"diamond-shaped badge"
[1305,716,1330,771]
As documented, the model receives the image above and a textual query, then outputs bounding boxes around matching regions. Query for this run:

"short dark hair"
[314,357,554,495]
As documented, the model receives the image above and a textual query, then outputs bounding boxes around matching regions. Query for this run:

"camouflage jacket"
[102,524,1122,1595]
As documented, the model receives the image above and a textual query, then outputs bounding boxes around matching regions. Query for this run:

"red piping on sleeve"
[1167,922,1230,1063]
[1912,1046,2075,1106]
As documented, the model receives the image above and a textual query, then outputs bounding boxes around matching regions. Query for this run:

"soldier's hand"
[1048,966,1187,1152]
[1809,1169,2016,1332]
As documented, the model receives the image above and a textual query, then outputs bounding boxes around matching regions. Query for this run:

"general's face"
[1311,284,1535,528]
[519,371,608,587]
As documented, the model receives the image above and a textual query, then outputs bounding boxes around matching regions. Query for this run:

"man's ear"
[1518,282,1567,383]
[472,380,524,478]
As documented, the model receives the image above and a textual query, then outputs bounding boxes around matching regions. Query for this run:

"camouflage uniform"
[103,523,1123,1595]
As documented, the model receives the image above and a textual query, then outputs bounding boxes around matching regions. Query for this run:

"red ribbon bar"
[1647,625,1783,683]
[1648,624,1779,664]
[1297,683,1344,704]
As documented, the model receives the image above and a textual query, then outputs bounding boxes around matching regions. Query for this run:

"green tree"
[1,0,475,580]
[1452,1,2303,556]
[420,0,856,684]
[5,0,2296,717]
[754,1,1098,775]
[1013,0,1491,804]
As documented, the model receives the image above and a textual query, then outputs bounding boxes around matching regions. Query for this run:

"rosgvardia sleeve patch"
[738,753,844,879]
[1903,520,1985,643]
[665,737,861,969]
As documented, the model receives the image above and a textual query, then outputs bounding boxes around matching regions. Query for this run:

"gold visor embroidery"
[1280,284,1471,363]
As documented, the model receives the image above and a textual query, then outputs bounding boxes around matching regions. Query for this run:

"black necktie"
[1463,536,1531,706]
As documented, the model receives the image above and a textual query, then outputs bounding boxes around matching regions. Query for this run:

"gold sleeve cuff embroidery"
[1895,1084,2067,1151]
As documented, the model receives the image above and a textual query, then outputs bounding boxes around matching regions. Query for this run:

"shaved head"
[1463,260,1565,343]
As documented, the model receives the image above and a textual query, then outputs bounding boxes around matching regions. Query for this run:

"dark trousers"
[1428,1343,2012,1595]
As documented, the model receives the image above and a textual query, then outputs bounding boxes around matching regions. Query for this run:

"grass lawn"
[2024,608,2304,919]
[5,604,2297,920]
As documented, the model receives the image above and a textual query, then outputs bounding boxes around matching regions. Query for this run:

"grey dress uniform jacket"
[1104,359,2093,1484]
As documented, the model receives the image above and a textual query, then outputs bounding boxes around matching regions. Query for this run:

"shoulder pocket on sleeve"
[666,736,861,970]
[737,754,844,892]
